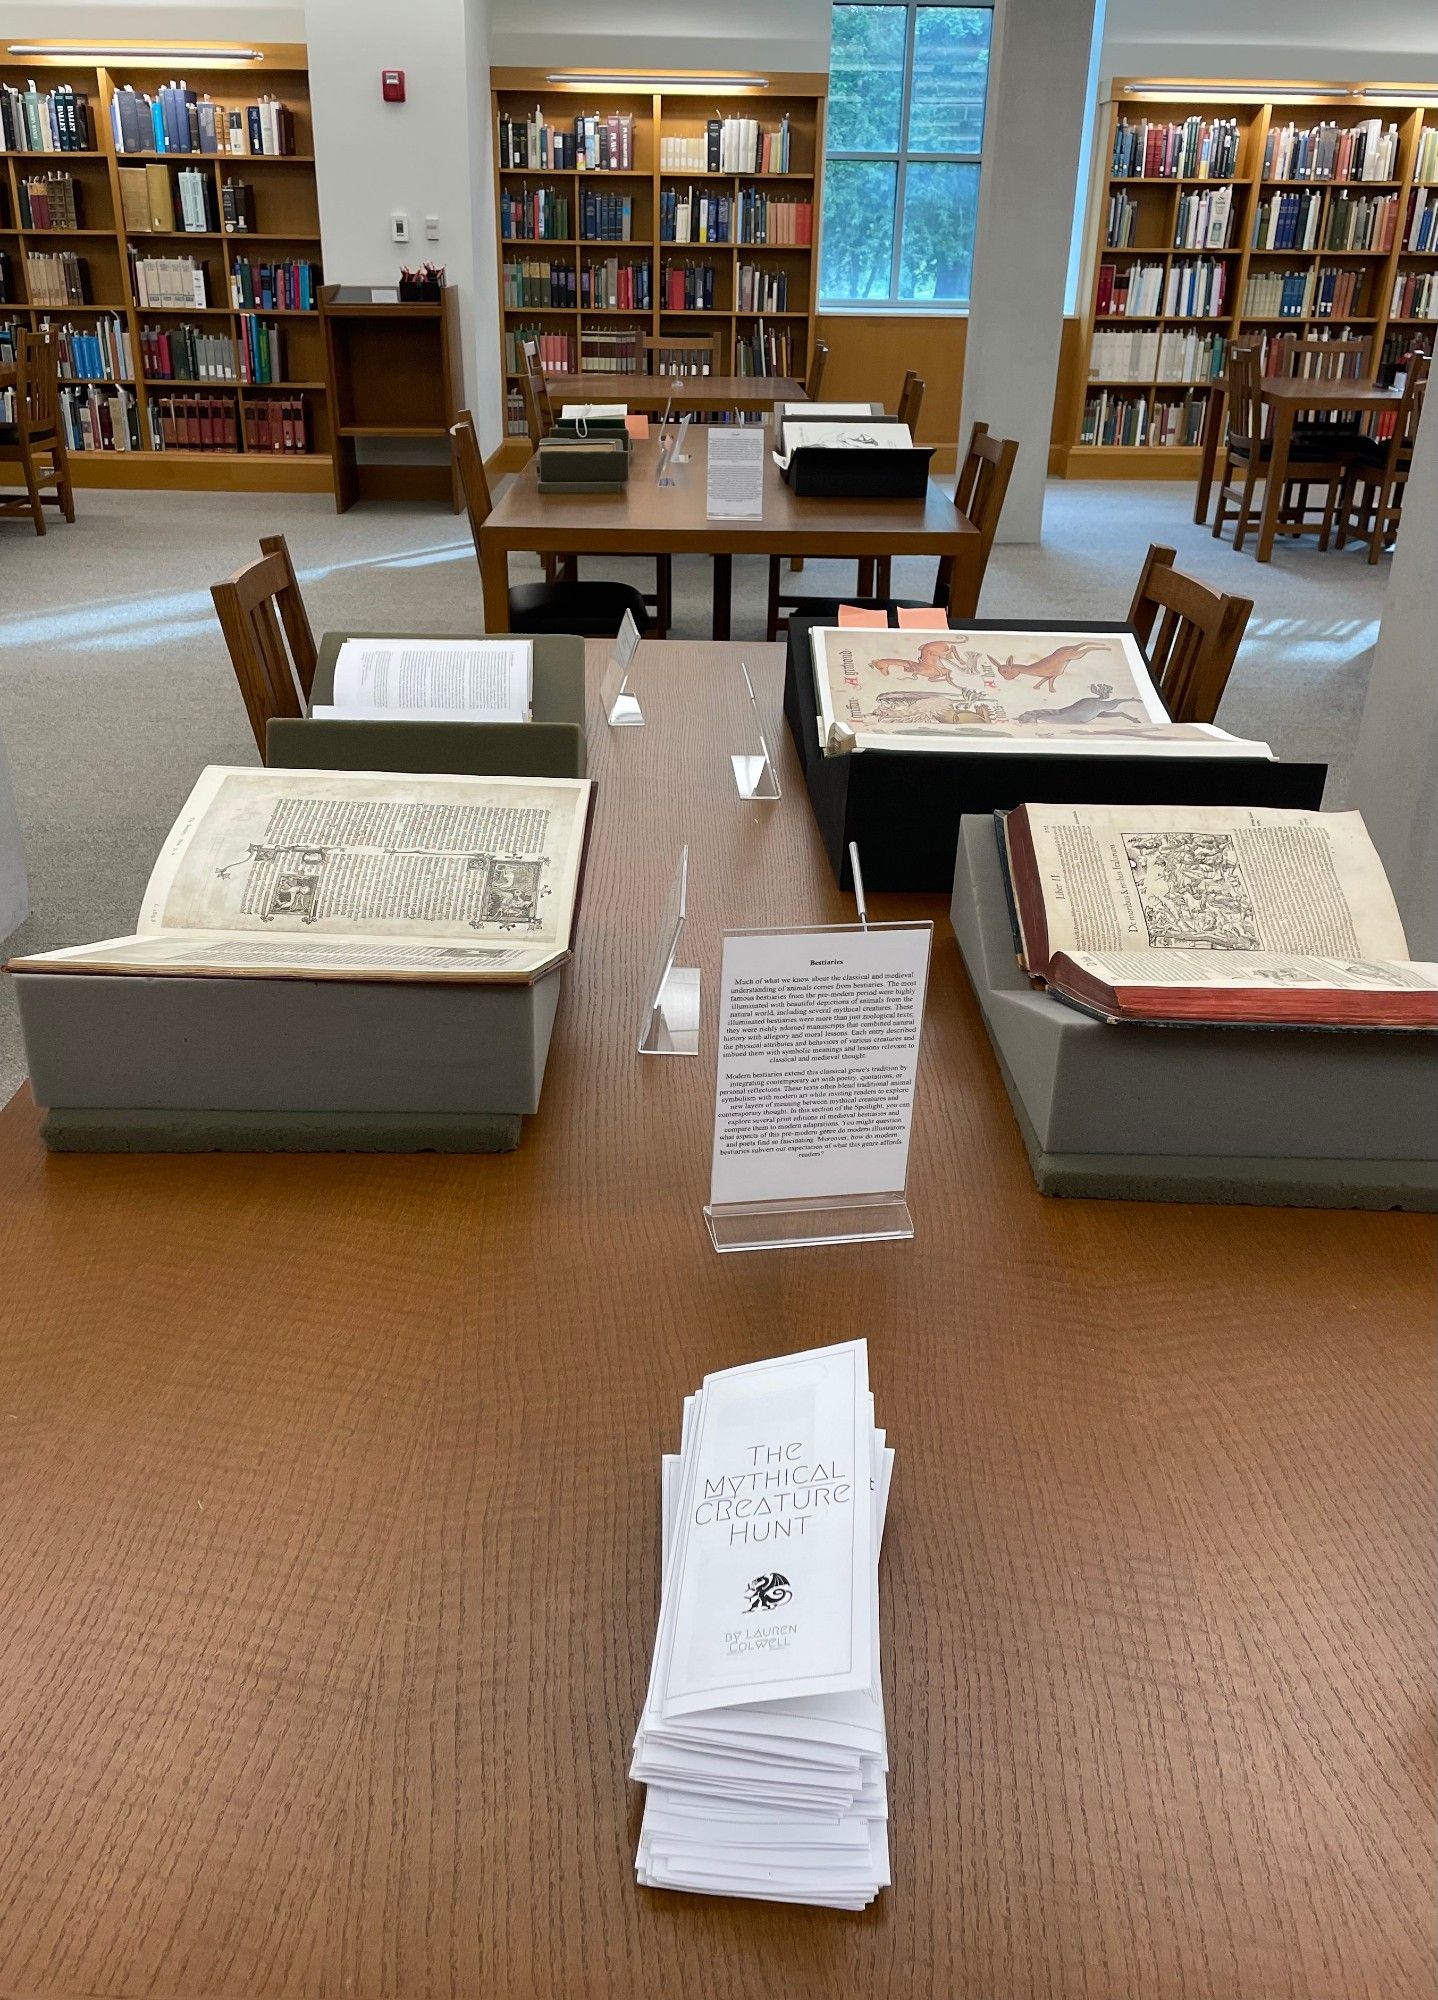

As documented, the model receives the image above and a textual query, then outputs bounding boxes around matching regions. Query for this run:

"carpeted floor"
[0,476,1387,1099]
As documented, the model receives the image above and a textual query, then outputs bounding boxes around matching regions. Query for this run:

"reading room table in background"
[480,428,982,640]
[541,371,808,415]
[0,641,1432,2000]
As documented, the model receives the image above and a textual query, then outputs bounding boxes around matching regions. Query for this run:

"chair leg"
[790,556,805,573]
[1318,476,1339,554]
[875,557,893,598]
[654,556,671,639]
[53,441,75,524]
[21,446,45,536]
[1334,467,1355,548]
[765,555,782,643]
[855,559,875,596]
[1211,453,1233,541]
[1368,473,1395,564]
[1233,460,1260,553]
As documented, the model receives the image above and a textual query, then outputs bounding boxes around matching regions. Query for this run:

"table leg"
[712,555,732,640]
[946,533,984,623]
[1255,402,1294,563]
[1193,385,1225,526]
[479,535,511,632]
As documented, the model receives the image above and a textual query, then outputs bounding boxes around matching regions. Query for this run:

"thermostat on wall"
[382,70,405,103]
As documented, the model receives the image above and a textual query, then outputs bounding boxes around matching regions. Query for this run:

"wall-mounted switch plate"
[424,214,440,241]
[390,213,410,243]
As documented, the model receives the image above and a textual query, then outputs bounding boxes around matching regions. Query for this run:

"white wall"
[1103,0,1438,85]
[304,0,503,451]
[488,0,829,73]
[0,0,304,40]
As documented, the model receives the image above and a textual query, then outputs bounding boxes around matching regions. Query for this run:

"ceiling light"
[545,71,769,92]
[1122,82,1352,101]
[8,42,264,63]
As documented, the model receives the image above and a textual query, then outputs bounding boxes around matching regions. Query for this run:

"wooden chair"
[765,419,1018,638]
[1211,343,1353,553]
[450,410,650,638]
[896,369,926,432]
[804,339,829,400]
[210,534,318,753]
[519,369,547,452]
[643,333,721,378]
[1335,354,1429,563]
[1126,542,1253,724]
[520,339,555,432]
[0,329,75,534]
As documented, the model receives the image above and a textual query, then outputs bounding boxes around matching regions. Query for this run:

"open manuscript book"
[998,803,1437,1030]
[10,767,594,985]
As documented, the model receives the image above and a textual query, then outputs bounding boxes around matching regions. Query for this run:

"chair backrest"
[643,333,721,377]
[450,410,493,557]
[518,369,545,450]
[804,339,828,400]
[1125,542,1253,725]
[1224,342,1262,445]
[939,419,1017,613]
[210,534,318,753]
[1285,333,1370,381]
[1398,352,1430,451]
[521,339,554,431]
[896,370,925,433]
[18,328,59,434]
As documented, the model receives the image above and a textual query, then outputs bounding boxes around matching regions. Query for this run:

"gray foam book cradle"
[950,814,1438,1209]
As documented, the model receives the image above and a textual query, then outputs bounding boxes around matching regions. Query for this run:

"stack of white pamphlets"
[632,1339,893,1910]
[312,637,533,722]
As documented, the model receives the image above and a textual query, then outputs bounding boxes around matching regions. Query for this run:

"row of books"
[0,82,92,153]
[1089,327,1227,383]
[49,316,133,382]
[130,252,207,309]
[229,258,319,311]
[27,251,90,308]
[1405,188,1438,252]
[237,314,285,383]
[736,263,789,312]
[242,397,308,451]
[0,251,12,304]
[660,188,732,244]
[1323,191,1398,252]
[736,189,812,245]
[1241,266,1367,318]
[503,258,577,309]
[1390,270,1438,319]
[16,173,81,231]
[173,166,221,233]
[1105,190,1141,248]
[1251,188,1323,250]
[1174,184,1235,248]
[579,327,641,372]
[505,327,575,373]
[579,190,636,242]
[499,186,571,241]
[1096,258,1228,318]
[1111,116,1240,181]
[144,392,310,451]
[661,117,794,174]
[1080,388,1207,447]
[735,321,796,377]
[140,322,240,380]
[580,257,650,310]
[1418,126,1438,186]
[58,383,140,450]
[498,109,636,172]
[1261,119,1399,184]
[120,165,257,235]
[110,83,297,157]
[661,262,718,311]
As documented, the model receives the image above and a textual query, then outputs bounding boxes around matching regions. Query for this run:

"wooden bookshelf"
[1060,80,1438,479]
[319,286,463,511]
[0,43,329,491]
[489,67,826,437]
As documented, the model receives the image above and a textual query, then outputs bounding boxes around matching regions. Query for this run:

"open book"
[10,766,594,985]
[310,637,533,723]
[998,803,1436,1029]
[809,626,1272,759]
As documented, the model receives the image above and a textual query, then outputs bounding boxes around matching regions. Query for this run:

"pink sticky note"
[625,414,650,440]
[896,607,950,630]
[837,605,890,628]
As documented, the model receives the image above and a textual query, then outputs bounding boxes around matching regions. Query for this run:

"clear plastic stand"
[599,609,644,728]
[671,410,693,464]
[638,846,701,1056]
[703,889,931,1254]
[731,661,781,800]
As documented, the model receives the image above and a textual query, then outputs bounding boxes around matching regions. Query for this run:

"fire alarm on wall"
[382,70,405,103]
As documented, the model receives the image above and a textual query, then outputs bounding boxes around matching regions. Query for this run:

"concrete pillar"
[960,0,1100,542]
[305,0,503,450]
[1348,396,1438,955]
[0,726,27,943]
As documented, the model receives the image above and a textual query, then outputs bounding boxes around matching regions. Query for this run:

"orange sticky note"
[896,607,950,630]
[625,414,650,440]
[837,604,890,628]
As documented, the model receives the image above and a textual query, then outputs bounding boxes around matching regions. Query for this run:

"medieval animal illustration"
[1123,832,1262,950]
[1014,683,1147,726]
[868,638,971,685]
[989,640,1108,690]
[872,689,1000,727]
[745,1573,793,1613]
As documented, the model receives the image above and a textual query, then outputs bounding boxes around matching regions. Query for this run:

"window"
[820,3,992,309]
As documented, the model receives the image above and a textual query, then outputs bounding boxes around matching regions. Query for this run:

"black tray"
[782,445,934,499]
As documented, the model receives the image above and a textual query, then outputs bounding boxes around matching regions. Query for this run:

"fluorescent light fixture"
[8,43,264,62]
[1357,87,1438,102]
[545,71,769,91]
[1122,82,1352,101]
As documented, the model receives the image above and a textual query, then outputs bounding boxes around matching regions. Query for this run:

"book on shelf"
[229,256,318,310]
[498,108,634,171]
[1097,257,1226,318]
[1391,269,1438,320]
[577,325,640,373]
[130,251,207,309]
[108,82,296,157]
[579,256,649,310]
[505,326,575,373]
[997,803,1436,1030]
[1323,190,1397,252]
[220,177,255,232]
[736,320,796,376]
[503,256,577,309]
[242,395,308,452]
[0,82,93,153]
[56,383,140,451]
[17,172,81,231]
[1404,187,1438,252]
[1251,188,1322,250]
[736,187,811,245]
[499,184,571,241]
[736,262,789,312]
[660,187,730,244]
[662,260,716,310]
[1416,125,1438,186]
[579,188,633,241]
[0,252,12,306]
[141,321,237,381]
[1261,118,1399,184]
[10,767,597,986]
[148,391,239,451]
[659,114,791,174]
[50,315,134,383]
[1089,326,1226,384]
[176,165,221,233]
[808,626,1271,758]
[26,250,89,307]
[1174,183,1233,249]
[1111,114,1239,180]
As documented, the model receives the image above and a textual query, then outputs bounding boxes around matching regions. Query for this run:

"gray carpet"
[0,477,1388,1100]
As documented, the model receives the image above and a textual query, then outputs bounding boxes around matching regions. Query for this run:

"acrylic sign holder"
[731,660,782,800]
[638,846,701,1057]
[599,610,644,728]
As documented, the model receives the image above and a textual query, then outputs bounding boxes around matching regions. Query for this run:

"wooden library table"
[1193,376,1403,557]
[0,641,1432,2000]
[481,430,980,639]
[543,371,807,414]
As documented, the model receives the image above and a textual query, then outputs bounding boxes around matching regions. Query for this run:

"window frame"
[820,0,993,311]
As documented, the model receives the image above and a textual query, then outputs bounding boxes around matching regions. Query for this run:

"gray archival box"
[950,814,1438,1209]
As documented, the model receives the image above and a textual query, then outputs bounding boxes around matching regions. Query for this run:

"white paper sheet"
[329,638,532,721]
[705,426,766,519]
